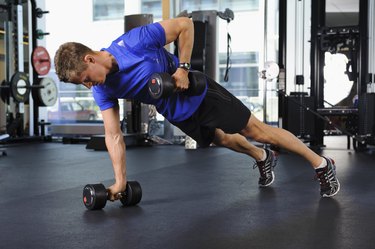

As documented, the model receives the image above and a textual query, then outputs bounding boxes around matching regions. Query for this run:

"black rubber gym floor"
[0,136,375,249]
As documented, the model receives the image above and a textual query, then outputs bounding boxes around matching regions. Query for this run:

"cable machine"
[281,0,374,150]
[310,0,374,150]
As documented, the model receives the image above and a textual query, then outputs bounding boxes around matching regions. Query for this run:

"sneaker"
[315,157,340,197]
[253,149,278,187]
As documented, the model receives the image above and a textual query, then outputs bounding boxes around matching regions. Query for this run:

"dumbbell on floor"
[148,71,206,99]
[82,181,142,210]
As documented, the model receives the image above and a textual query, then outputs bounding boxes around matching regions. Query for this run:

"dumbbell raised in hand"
[82,181,142,210]
[148,71,206,99]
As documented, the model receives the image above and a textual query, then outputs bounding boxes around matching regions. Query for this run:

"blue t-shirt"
[92,22,207,122]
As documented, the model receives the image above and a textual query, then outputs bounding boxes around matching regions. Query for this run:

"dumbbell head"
[148,73,175,99]
[120,181,143,206]
[83,183,107,210]
[185,71,206,96]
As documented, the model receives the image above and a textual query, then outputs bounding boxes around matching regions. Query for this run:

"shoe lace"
[314,157,335,185]
[252,151,278,173]
[315,168,330,188]
[253,161,267,179]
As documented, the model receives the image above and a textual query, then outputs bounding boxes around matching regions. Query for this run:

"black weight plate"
[83,183,107,210]
[0,80,9,104]
[185,71,206,96]
[148,73,174,99]
[120,181,142,206]
[148,73,163,99]
[10,72,30,103]
[160,73,175,98]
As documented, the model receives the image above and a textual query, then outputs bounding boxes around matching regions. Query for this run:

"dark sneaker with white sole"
[253,149,278,187]
[315,157,340,197]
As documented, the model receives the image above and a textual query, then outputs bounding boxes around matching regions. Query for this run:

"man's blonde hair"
[54,42,94,83]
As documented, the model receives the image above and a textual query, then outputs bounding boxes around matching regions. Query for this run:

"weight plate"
[36,77,58,106]
[10,72,30,103]
[120,181,142,206]
[148,73,163,98]
[0,80,9,103]
[83,184,107,210]
[32,46,51,76]
[148,73,174,99]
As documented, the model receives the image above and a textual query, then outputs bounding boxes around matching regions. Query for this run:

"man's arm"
[159,17,194,66]
[159,17,194,90]
[101,105,127,200]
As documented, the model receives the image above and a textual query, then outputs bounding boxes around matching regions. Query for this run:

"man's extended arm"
[101,105,126,200]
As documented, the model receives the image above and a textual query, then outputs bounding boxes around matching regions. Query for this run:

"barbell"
[0,71,58,106]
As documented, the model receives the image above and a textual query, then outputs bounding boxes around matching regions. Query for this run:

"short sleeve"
[142,22,166,48]
[129,22,166,50]
[92,87,118,111]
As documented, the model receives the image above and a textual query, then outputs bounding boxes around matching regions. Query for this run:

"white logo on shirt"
[117,40,125,47]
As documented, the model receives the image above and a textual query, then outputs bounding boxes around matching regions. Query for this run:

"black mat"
[0,137,374,249]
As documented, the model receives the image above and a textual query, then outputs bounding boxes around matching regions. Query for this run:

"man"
[54,17,340,201]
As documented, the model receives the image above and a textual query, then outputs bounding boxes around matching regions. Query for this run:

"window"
[180,0,218,11]
[180,0,258,12]
[219,52,259,97]
[219,0,259,11]
[141,0,162,20]
[93,0,124,21]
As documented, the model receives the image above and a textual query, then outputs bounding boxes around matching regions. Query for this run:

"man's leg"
[239,115,340,197]
[212,128,278,187]
[240,114,322,168]
[212,115,340,197]
[212,128,264,161]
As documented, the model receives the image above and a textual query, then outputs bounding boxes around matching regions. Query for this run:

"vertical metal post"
[358,0,368,95]
[263,0,268,124]
[358,0,369,138]
[278,0,287,125]
[369,0,374,81]
[16,5,23,72]
[30,0,40,136]
[16,4,28,133]
[28,0,34,136]
[310,0,326,147]
[371,0,375,91]
[278,0,287,69]
[0,18,11,132]
[6,6,15,122]
[295,0,304,81]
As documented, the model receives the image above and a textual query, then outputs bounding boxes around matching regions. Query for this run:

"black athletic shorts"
[171,76,251,147]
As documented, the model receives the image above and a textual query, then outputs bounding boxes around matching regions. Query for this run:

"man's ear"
[83,54,95,63]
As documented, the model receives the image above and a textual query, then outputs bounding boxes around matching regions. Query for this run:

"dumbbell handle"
[113,191,127,200]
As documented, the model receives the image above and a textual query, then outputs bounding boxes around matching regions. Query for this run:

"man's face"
[71,55,107,89]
